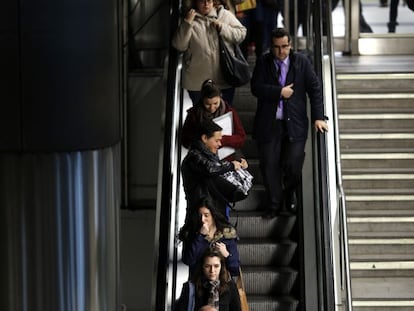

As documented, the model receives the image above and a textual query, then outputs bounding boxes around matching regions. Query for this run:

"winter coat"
[172,6,247,91]
[181,141,235,211]
[250,50,325,143]
[182,227,240,277]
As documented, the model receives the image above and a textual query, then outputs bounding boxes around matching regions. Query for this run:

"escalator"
[153,1,352,311]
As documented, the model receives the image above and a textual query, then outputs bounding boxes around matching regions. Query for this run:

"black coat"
[181,141,235,211]
[174,280,241,311]
[250,51,324,144]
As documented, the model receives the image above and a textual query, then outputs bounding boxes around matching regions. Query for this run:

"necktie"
[276,60,286,120]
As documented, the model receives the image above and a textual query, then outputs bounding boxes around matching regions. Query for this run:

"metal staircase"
[335,60,414,310]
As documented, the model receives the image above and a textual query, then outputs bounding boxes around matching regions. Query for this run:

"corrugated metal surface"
[1,145,121,311]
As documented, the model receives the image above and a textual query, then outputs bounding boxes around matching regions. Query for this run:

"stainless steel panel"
[1,145,120,311]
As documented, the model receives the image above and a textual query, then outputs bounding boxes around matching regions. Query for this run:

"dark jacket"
[182,227,240,277]
[250,50,325,143]
[175,280,241,311]
[181,141,235,211]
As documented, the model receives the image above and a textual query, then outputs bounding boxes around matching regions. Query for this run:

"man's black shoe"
[285,191,297,212]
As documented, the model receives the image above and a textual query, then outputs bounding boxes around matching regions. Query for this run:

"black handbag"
[208,169,253,203]
[218,36,250,87]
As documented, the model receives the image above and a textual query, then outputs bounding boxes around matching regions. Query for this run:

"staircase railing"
[154,0,184,309]
[310,0,353,310]
[323,2,353,309]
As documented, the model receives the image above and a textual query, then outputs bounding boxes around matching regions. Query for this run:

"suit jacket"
[250,51,325,143]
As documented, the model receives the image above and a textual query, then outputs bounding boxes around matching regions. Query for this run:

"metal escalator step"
[237,238,297,266]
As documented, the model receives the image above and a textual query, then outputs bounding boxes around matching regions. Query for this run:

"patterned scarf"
[206,280,220,310]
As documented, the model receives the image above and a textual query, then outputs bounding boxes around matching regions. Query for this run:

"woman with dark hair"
[175,249,241,311]
[179,197,240,277]
[181,119,248,216]
[181,79,246,161]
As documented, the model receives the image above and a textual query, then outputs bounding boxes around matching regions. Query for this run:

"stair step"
[242,266,298,295]
[229,212,296,239]
[352,299,414,311]
[231,186,265,212]
[351,277,414,299]
[238,238,297,266]
[341,139,414,150]
[336,73,414,92]
[341,153,414,169]
[342,167,414,174]
[345,188,414,195]
[347,216,414,233]
[246,295,299,311]
[350,261,414,277]
[343,178,414,190]
[339,116,414,131]
[349,238,414,256]
[347,209,414,217]
[338,97,414,111]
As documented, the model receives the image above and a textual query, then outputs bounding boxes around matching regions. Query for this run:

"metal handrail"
[324,0,353,309]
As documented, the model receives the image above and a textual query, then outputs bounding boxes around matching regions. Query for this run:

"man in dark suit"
[250,27,328,218]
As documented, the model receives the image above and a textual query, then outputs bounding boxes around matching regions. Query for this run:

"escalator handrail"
[323,1,353,310]
[155,0,184,310]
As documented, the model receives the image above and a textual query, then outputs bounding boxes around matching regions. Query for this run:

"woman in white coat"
[172,0,246,106]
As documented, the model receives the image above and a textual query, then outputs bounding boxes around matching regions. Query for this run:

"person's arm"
[215,9,246,44]
[221,107,246,149]
[182,234,210,267]
[223,238,240,277]
[171,11,196,52]
[187,150,235,176]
